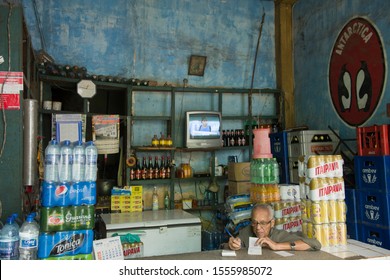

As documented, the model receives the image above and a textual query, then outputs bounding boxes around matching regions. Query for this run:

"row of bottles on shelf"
[38,61,151,85]
[151,133,173,147]
[129,155,173,180]
[44,139,98,183]
[151,187,170,211]
[222,129,248,147]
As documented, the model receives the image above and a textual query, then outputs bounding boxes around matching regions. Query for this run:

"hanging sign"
[0,71,23,110]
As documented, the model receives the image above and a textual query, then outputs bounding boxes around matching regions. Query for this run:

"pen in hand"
[225,227,236,238]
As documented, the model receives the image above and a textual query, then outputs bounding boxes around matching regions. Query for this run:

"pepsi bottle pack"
[39,140,98,260]
[41,140,97,207]
[41,181,97,207]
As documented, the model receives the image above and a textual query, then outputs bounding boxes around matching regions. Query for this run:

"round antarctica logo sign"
[328,17,386,126]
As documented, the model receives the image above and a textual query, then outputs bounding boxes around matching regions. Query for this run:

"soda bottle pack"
[39,140,97,259]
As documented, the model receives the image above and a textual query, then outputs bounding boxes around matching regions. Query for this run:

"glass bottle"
[152,187,159,211]
[166,156,172,179]
[141,157,147,180]
[159,156,166,179]
[130,163,135,181]
[229,129,235,146]
[222,130,226,147]
[151,134,159,147]
[148,156,154,180]
[166,135,173,147]
[135,157,141,180]
[154,156,160,179]
[159,133,166,147]
[164,191,169,210]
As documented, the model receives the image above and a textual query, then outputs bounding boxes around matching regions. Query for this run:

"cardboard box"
[228,162,250,181]
[228,181,251,195]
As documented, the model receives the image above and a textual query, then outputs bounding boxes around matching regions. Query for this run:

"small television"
[185,111,222,149]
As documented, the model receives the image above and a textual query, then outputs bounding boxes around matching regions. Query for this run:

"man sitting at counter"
[227,203,321,251]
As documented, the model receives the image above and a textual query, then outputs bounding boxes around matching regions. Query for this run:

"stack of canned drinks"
[272,184,302,232]
[298,155,347,248]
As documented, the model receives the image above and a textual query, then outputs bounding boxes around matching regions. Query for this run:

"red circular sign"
[329,17,385,126]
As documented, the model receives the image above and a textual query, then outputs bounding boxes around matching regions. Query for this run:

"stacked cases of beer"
[298,155,347,248]
[287,130,340,184]
[354,124,390,249]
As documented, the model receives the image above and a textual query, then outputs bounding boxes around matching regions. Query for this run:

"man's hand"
[256,236,279,250]
[228,236,242,250]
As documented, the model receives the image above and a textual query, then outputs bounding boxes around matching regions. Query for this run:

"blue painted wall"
[293,0,389,155]
[22,0,276,89]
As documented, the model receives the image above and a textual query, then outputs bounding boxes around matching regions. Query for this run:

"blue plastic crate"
[346,221,360,240]
[360,223,390,250]
[354,155,390,192]
[270,131,288,159]
[357,189,390,227]
[345,188,358,223]
[275,156,290,184]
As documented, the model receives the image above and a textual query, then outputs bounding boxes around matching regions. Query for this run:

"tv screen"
[185,111,222,148]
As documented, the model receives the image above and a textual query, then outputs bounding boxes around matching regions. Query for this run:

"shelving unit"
[38,74,284,211]
[128,86,283,211]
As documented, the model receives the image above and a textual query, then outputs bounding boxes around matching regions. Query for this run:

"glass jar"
[151,134,159,147]
[180,163,193,178]
[166,135,173,147]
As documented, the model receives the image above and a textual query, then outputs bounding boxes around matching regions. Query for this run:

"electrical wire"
[32,0,46,51]
[0,2,13,158]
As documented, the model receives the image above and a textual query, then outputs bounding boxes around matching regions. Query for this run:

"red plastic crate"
[357,124,390,156]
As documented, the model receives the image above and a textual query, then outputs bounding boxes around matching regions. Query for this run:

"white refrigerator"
[101,209,202,257]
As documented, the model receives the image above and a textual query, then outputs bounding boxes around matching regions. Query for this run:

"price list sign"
[0,71,23,110]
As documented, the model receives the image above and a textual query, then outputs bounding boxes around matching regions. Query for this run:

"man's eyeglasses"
[251,219,272,227]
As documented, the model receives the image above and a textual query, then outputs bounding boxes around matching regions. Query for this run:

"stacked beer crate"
[287,130,340,184]
[354,124,390,249]
[269,131,290,184]
[298,155,347,248]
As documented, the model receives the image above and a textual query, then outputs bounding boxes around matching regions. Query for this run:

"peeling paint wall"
[22,0,276,89]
